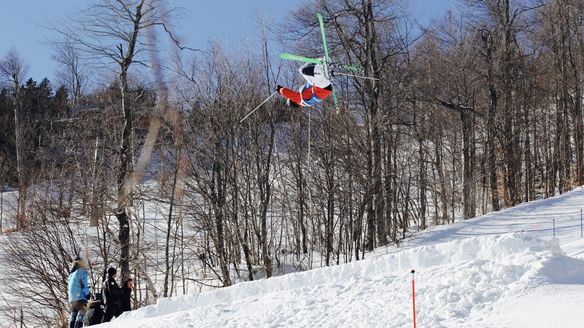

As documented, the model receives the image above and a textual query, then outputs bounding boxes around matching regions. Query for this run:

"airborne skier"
[276,62,333,108]
[240,12,346,122]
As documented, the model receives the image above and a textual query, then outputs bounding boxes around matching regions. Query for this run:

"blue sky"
[0,0,455,83]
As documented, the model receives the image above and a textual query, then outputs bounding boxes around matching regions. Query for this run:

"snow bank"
[103,233,584,327]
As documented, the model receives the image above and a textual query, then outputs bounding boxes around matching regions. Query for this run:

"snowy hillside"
[100,187,584,328]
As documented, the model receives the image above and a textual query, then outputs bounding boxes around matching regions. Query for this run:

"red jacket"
[279,83,332,107]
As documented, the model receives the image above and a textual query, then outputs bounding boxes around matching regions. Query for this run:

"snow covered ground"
[102,187,584,327]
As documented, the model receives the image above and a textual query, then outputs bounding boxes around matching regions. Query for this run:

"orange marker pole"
[411,269,417,328]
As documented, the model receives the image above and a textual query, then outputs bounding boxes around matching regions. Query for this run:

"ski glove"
[276,85,283,92]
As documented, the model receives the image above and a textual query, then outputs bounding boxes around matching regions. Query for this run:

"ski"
[334,72,379,80]
[316,12,339,110]
[341,64,360,72]
[279,53,323,65]
[317,13,331,75]
[280,53,360,73]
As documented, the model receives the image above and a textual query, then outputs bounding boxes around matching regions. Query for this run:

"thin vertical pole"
[580,209,582,238]
[306,111,315,268]
[553,219,556,239]
[411,269,417,328]
[0,183,4,233]
[308,111,311,173]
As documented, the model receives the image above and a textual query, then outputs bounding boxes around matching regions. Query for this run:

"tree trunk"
[461,108,476,219]
[485,30,500,211]
[163,146,181,297]
[211,151,231,287]
[418,139,427,228]
[258,119,275,278]
[566,2,584,186]
[12,72,26,227]
[116,68,134,283]
[115,0,145,283]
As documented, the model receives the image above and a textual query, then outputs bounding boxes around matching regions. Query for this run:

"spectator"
[120,277,133,314]
[67,255,90,328]
[101,267,121,323]
[85,292,105,325]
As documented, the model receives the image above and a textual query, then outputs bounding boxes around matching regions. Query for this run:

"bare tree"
[55,0,180,282]
[0,48,29,228]
[0,195,87,327]
[417,12,482,219]
[53,41,88,105]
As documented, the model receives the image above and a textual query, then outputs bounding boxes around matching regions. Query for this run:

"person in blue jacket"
[67,255,91,328]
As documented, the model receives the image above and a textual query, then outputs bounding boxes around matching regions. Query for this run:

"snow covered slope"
[101,187,584,328]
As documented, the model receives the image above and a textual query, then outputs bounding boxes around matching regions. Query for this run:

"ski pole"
[553,219,556,239]
[411,269,417,328]
[580,209,582,238]
[333,71,380,81]
[239,91,278,123]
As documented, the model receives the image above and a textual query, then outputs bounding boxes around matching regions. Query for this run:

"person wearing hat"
[101,267,122,323]
[120,277,133,314]
[67,255,90,328]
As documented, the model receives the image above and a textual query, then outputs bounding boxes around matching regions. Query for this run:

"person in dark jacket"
[67,255,90,328]
[101,267,122,323]
[120,277,133,314]
[85,292,105,326]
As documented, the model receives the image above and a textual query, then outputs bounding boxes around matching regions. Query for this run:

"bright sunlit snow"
[101,187,584,328]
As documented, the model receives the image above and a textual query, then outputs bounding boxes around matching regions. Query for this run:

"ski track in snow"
[97,187,584,327]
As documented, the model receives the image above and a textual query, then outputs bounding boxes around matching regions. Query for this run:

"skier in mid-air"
[277,62,333,108]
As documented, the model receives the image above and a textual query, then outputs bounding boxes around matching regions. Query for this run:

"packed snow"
[102,187,584,327]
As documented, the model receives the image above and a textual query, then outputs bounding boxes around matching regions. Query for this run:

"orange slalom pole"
[411,269,417,328]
